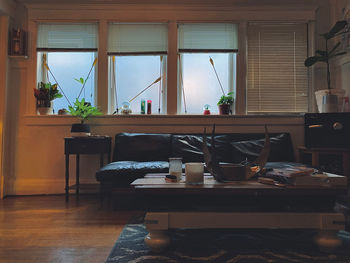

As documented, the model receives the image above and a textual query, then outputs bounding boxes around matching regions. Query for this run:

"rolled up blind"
[247,23,308,113]
[108,23,168,55]
[37,23,98,51]
[178,23,238,52]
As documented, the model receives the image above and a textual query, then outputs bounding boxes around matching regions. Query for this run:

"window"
[247,23,308,113]
[178,23,238,114]
[108,23,167,114]
[36,23,98,113]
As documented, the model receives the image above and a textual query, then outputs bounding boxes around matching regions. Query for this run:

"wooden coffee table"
[131,174,347,252]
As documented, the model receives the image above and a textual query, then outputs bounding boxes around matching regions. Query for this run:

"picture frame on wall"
[8,28,27,57]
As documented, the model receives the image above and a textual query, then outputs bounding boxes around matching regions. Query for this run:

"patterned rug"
[105,224,350,263]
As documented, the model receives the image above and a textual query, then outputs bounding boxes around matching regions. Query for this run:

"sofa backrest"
[113,132,295,163]
[113,133,172,162]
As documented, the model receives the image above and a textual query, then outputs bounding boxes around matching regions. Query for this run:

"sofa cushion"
[96,161,169,186]
[113,133,171,162]
[171,134,232,163]
[230,133,295,163]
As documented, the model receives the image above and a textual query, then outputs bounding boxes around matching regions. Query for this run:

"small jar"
[147,100,152,114]
[141,99,146,114]
[169,157,182,181]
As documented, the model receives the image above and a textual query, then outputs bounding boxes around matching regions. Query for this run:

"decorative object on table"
[140,98,146,114]
[168,157,182,181]
[9,28,27,56]
[202,124,270,182]
[185,162,204,184]
[147,100,152,114]
[106,224,350,263]
[68,98,102,136]
[209,57,234,115]
[304,19,349,113]
[120,101,132,114]
[203,104,211,115]
[34,81,63,115]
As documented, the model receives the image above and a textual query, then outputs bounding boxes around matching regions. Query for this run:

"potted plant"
[304,20,348,112]
[217,92,234,115]
[68,98,102,135]
[34,82,63,115]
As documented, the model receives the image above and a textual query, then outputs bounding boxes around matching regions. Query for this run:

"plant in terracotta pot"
[68,98,102,135]
[34,82,63,115]
[304,20,348,112]
[217,92,234,115]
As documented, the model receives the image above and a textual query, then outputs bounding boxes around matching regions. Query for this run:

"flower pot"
[36,100,53,115]
[218,103,231,115]
[315,89,345,113]
[71,123,91,137]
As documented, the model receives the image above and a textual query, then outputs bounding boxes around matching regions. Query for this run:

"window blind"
[108,23,168,55]
[37,23,98,51]
[247,23,308,113]
[178,23,238,52]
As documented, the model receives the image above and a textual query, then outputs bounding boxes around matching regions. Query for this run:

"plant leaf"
[333,52,347,57]
[315,50,327,56]
[324,20,348,39]
[304,56,325,67]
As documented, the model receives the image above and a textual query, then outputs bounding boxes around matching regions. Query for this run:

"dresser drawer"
[65,137,111,154]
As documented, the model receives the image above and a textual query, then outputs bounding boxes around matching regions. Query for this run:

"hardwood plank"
[0,195,137,263]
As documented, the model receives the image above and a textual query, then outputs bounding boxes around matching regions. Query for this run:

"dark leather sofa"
[96,132,296,202]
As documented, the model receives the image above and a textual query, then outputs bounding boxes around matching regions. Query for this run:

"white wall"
[3,0,333,195]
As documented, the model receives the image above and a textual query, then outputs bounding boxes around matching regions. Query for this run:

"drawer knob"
[333,122,343,130]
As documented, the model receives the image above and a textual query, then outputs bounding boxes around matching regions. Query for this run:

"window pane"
[112,55,165,114]
[41,52,97,113]
[180,53,236,114]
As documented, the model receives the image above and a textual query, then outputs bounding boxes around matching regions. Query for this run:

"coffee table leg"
[144,212,170,252]
[145,230,170,252]
[314,230,342,252]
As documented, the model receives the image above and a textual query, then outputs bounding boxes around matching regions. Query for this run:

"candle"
[185,163,204,184]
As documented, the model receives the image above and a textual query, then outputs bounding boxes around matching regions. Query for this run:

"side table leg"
[76,154,80,200]
[65,154,69,202]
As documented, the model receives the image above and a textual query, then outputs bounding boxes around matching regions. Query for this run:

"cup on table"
[169,157,182,181]
[185,162,204,184]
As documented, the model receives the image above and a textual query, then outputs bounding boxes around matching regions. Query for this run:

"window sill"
[23,113,304,127]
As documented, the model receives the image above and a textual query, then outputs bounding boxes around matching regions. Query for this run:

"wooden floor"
[0,195,137,263]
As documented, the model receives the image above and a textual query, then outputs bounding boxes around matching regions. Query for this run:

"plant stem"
[326,39,331,90]
[209,56,225,96]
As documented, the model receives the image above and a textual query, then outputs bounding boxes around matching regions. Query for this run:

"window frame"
[29,17,314,116]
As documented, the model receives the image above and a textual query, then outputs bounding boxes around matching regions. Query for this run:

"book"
[264,168,347,187]
[266,166,315,178]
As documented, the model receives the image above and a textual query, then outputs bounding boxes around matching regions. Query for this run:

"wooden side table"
[64,136,111,201]
[298,146,350,187]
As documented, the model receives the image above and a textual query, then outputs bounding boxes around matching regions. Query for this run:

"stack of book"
[262,166,347,187]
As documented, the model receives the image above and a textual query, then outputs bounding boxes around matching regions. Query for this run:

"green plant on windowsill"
[217,92,234,106]
[217,92,234,115]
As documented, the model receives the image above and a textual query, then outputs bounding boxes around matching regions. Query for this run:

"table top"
[131,175,347,196]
